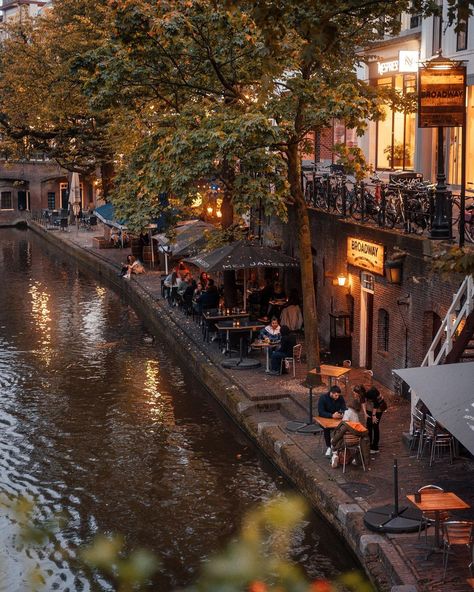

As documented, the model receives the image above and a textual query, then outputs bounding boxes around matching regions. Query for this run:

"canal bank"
[26,221,473,592]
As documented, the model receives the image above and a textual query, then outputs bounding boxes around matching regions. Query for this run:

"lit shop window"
[376,75,416,170]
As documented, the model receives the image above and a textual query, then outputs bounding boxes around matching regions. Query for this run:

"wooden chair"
[341,433,366,473]
[281,343,303,377]
[442,521,474,581]
[417,485,449,543]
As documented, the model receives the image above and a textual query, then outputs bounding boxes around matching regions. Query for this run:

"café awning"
[153,220,214,258]
[393,363,474,455]
[185,240,299,272]
[94,203,127,230]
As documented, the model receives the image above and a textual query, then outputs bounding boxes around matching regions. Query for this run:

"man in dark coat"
[317,386,347,456]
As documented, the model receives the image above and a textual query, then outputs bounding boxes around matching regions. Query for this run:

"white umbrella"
[69,172,81,214]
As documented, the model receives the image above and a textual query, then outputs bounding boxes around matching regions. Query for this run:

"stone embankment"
[26,221,474,592]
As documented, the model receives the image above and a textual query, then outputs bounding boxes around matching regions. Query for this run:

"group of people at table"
[317,383,387,469]
[161,264,304,373]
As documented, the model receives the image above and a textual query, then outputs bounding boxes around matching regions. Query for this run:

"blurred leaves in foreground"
[2,493,373,591]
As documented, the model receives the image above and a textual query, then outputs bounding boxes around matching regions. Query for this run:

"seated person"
[197,278,220,310]
[317,386,347,457]
[123,255,145,279]
[259,317,281,343]
[280,290,303,332]
[268,325,296,374]
[330,399,370,469]
[177,273,192,297]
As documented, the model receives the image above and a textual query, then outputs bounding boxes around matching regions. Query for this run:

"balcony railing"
[303,168,474,242]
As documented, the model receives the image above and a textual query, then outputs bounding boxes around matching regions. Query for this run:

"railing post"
[402,190,409,233]
[380,185,386,227]
[342,182,347,217]
[360,182,366,222]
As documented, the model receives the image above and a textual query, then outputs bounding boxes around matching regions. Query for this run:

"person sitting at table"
[123,255,145,279]
[199,271,209,290]
[197,278,220,310]
[268,325,296,375]
[317,386,347,457]
[280,290,303,332]
[330,401,370,469]
[192,282,203,315]
[259,317,281,343]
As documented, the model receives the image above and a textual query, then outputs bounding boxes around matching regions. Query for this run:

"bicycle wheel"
[384,193,399,228]
[347,188,362,220]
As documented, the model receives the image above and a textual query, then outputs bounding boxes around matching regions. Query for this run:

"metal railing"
[422,275,474,366]
[303,169,474,242]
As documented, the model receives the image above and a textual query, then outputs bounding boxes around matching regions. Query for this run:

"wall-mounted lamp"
[385,259,403,285]
[336,274,348,287]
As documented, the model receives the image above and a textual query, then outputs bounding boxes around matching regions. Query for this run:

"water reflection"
[0,229,359,591]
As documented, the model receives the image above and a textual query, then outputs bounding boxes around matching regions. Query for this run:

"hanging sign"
[347,237,385,276]
[418,66,466,128]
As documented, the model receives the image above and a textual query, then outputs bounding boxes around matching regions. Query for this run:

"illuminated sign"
[347,238,385,276]
[418,66,466,128]
[377,50,419,76]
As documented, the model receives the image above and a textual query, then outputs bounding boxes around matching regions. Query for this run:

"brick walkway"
[44,225,474,591]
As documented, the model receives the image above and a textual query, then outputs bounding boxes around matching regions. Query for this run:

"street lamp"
[418,51,467,241]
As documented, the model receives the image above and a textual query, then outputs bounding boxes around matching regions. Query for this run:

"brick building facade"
[285,208,464,390]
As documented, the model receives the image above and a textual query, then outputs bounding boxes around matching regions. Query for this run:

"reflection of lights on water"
[144,360,165,421]
[95,286,106,300]
[28,282,52,365]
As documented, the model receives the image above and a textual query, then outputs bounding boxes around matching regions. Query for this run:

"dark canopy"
[393,363,474,455]
[185,240,299,272]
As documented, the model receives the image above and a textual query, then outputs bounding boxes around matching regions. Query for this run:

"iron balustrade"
[303,170,474,243]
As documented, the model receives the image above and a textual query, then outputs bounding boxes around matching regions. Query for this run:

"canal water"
[0,228,358,591]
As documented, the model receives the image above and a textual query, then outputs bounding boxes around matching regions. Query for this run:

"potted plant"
[384,143,410,168]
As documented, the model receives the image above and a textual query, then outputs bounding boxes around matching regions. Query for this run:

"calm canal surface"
[0,228,358,591]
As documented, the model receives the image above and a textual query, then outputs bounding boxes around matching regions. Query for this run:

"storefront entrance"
[359,272,375,369]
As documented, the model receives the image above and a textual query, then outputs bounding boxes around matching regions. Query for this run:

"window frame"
[456,15,468,51]
[0,191,13,210]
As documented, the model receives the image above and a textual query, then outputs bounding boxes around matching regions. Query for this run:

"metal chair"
[417,485,447,543]
[341,433,366,473]
[420,414,455,466]
[442,521,474,581]
[410,407,425,458]
[281,343,303,377]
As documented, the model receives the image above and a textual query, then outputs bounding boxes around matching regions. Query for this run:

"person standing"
[360,386,387,453]
[317,386,347,457]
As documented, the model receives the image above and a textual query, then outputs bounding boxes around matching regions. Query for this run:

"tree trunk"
[221,180,237,307]
[100,161,115,199]
[287,143,321,372]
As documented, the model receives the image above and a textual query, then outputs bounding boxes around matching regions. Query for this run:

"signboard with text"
[418,66,466,128]
[347,237,385,276]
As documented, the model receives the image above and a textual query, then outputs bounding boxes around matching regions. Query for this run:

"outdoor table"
[314,416,342,429]
[216,321,264,369]
[268,298,288,318]
[202,310,249,342]
[310,364,351,391]
[407,491,470,550]
[251,340,279,372]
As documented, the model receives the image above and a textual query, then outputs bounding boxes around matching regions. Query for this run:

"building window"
[0,191,12,210]
[432,0,443,55]
[457,15,468,51]
[376,75,416,170]
[361,272,375,292]
[47,192,56,210]
[377,309,389,352]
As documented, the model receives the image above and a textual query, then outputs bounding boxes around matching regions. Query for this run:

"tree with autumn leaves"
[0,0,472,369]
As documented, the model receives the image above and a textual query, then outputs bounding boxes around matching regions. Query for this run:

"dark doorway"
[61,186,69,210]
[365,292,374,369]
[17,191,28,211]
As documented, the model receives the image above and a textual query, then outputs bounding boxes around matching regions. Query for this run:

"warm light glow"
[28,282,52,365]
[337,274,347,287]
[207,206,213,215]
[191,193,203,208]
[216,210,222,218]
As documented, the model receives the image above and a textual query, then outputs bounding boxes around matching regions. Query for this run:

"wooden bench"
[92,237,112,249]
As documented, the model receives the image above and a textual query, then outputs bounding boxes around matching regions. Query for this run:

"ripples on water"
[0,229,358,591]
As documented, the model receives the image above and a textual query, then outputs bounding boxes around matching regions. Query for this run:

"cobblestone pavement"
[46,227,474,591]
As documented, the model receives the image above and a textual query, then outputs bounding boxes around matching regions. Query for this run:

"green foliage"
[432,245,474,275]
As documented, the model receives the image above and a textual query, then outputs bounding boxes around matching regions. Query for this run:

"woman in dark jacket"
[269,325,296,374]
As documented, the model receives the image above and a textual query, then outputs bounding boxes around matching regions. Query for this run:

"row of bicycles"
[303,165,474,243]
